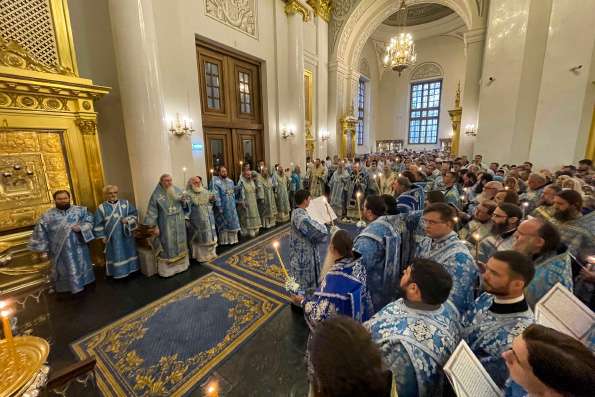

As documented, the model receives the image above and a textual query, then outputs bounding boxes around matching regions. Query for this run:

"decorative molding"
[307,0,331,22]
[0,36,74,76]
[410,62,443,81]
[205,0,258,39]
[358,58,370,78]
[75,118,97,135]
[329,0,360,54]
[285,0,311,22]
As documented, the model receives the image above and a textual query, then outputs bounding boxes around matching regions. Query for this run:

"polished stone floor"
[41,224,310,396]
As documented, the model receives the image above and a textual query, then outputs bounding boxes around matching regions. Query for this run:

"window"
[205,62,221,109]
[238,71,252,114]
[408,79,442,144]
[356,78,365,145]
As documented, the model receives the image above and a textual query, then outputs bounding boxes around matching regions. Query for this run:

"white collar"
[494,294,525,304]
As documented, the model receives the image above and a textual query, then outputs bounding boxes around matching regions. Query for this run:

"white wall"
[68,0,135,203]
[373,35,466,150]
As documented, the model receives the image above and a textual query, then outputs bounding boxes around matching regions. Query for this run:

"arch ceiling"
[383,4,454,27]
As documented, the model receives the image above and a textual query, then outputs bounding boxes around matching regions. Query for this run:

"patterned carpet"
[71,272,284,397]
[206,222,363,301]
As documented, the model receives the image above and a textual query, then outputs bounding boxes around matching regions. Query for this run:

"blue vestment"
[29,206,95,293]
[463,293,534,388]
[94,200,139,278]
[415,231,479,314]
[353,217,401,311]
[288,208,328,291]
[396,184,425,214]
[365,298,461,397]
[212,176,241,233]
[525,251,573,309]
[303,257,372,328]
[443,184,463,209]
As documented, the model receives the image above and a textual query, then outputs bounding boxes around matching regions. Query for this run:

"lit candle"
[1,305,15,351]
[356,192,363,222]
[472,232,481,258]
[453,216,459,224]
[272,241,290,279]
[210,168,214,176]
[504,186,509,191]
[206,379,219,397]
[182,167,187,185]
[522,201,529,219]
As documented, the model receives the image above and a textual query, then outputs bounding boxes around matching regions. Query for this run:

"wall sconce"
[281,125,296,140]
[167,113,195,137]
[320,129,330,141]
[464,124,477,137]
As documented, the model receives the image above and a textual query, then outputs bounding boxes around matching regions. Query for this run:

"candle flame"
[453,217,459,223]
[206,380,219,396]
[182,166,187,172]
[472,233,481,241]
[210,169,214,173]
[0,309,12,318]
[356,192,361,198]
[0,301,6,310]
[587,255,595,264]
[272,241,280,249]
[522,202,529,207]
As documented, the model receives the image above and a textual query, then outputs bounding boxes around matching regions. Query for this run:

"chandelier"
[383,0,417,76]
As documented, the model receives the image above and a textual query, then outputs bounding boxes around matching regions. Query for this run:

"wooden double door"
[197,41,264,181]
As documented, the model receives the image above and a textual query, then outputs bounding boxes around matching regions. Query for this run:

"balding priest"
[145,174,190,277]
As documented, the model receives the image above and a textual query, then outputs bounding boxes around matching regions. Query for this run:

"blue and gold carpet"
[206,222,362,301]
[71,272,284,397]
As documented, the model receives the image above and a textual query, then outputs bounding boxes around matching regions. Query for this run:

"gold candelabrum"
[448,81,462,156]
[167,113,195,137]
[340,111,358,159]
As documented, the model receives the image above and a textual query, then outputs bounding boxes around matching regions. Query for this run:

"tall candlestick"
[472,232,481,259]
[182,167,187,185]
[272,241,290,279]
[356,192,362,222]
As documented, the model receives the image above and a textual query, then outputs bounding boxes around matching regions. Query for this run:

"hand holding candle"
[0,301,15,352]
[472,232,481,258]
[323,197,334,226]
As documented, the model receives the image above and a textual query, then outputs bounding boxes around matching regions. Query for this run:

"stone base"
[138,247,157,277]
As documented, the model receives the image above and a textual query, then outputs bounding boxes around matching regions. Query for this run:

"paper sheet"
[535,283,595,343]
[443,341,501,397]
[306,196,337,225]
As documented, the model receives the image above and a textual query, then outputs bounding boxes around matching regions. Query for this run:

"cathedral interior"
[0,0,594,396]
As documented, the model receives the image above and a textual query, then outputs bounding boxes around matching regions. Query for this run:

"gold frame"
[586,105,595,160]
[0,0,110,250]
[304,69,315,159]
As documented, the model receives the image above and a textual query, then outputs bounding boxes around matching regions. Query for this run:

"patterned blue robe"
[212,176,241,233]
[29,206,95,293]
[145,184,189,261]
[303,257,372,329]
[463,293,534,388]
[365,299,461,397]
[94,200,139,278]
[504,379,528,397]
[353,217,401,311]
[329,168,350,211]
[525,251,573,309]
[555,212,595,257]
[415,231,479,314]
[396,184,425,214]
[289,208,328,291]
[443,184,463,209]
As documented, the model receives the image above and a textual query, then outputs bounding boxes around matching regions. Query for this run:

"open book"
[306,196,337,225]
[444,340,501,397]
[535,283,595,345]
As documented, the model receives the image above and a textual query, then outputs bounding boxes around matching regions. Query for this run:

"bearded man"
[551,189,594,257]
[29,190,95,293]
[530,184,561,222]
[186,176,217,262]
[145,174,190,277]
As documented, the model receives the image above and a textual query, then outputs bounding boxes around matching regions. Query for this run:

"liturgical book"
[444,340,501,397]
[306,196,337,225]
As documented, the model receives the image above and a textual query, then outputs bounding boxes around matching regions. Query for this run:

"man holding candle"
[288,189,329,292]
[273,166,291,222]
[145,174,191,277]
[328,161,351,221]
[458,200,496,259]
[256,166,278,229]
[308,159,327,198]
[477,203,522,264]
[186,176,218,262]
[29,190,96,293]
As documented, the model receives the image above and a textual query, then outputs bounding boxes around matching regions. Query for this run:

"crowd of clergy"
[27,150,595,397]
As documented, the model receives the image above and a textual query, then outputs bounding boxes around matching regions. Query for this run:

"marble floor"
[42,224,310,397]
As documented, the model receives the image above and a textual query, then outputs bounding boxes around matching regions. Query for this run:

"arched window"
[408,62,443,144]
[356,77,366,145]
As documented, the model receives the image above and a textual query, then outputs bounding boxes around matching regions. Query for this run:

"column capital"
[306,0,331,23]
[285,0,311,22]
[463,28,486,46]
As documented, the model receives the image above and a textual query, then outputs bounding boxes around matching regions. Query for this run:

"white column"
[108,0,171,215]
[529,0,595,168]
[286,11,306,169]
[459,28,485,158]
[316,17,329,159]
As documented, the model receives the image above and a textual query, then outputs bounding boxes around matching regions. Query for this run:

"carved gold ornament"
[75,118,97,135]
[307,0,331,22]
[0,36,74,76]
[285,0,311,22]
[0,336,50,397]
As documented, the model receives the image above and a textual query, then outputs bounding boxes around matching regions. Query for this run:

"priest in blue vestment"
[186,176,218,262]
[94,185,139,279]
[463,250,535,388]
[512,218,572,309]
[212,166,241,245]
[29,190,95,293]
[365,258,461,397]
[328,161,351,220]
[393,175,425,214]
[298,229,372,328]
[145,174,190,277]
[289,190,329,292]
[353,195,400,312]
[412,203,479,314]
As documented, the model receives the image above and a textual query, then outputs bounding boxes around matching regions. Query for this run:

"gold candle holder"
[1,305,15,353]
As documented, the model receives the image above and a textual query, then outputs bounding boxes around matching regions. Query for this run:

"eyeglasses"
[422,218,447,226]
[492,213,507,219]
